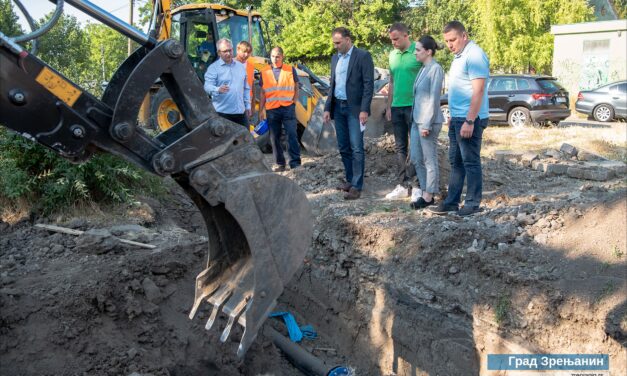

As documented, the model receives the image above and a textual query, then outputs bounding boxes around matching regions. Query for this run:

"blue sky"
[15,0,144,27]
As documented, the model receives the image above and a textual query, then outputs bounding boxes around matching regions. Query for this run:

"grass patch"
[495,294,511,325]
[612,244,624,259]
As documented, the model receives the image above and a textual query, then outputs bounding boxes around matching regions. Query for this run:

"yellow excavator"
[145,1,336,155]
[1,0,312,358]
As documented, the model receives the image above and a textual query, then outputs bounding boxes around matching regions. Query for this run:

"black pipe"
[264,326,330,376]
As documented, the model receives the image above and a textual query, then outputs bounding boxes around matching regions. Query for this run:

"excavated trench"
[281,209,480,375]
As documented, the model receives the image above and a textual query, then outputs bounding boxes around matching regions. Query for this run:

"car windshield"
[536,79,565,93]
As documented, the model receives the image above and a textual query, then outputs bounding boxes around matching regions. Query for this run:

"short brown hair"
[443,20,466,34]
[332,27,352,40]
[389,22,409,34]
[237,40,252,52]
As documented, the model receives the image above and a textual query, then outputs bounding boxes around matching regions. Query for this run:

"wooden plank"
[34,223,156,249]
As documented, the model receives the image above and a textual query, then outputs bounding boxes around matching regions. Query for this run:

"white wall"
[551,20,627,104]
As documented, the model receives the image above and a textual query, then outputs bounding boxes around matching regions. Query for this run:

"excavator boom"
[0,0,312,358]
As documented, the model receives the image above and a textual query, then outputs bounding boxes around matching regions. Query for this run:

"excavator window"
[185,20,217,82]
[215,15,267,58]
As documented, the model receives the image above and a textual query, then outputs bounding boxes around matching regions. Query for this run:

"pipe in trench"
[264,326,351,376]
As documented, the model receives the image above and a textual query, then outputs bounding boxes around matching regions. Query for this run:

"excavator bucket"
[179,136,313,358]
[301,100,338,156]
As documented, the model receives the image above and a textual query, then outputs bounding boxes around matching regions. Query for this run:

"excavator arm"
[0,0,312,358]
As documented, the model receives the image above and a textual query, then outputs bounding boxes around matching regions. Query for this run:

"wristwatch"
[465,119,474,125]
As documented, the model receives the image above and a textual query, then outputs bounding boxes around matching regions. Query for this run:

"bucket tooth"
[189,272,220,319]
[220,295,250,343]
[205,284,232,330]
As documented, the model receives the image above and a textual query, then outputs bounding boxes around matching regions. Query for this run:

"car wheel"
[508,107,531,128]
[440,105,450,123]
[592,104,614,122]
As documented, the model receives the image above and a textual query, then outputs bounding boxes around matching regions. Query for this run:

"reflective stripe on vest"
[261,64,295,110]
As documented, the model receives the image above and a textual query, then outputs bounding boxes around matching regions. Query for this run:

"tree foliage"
[82,23,129,95]
[0,0,23,36]
[265,0,407,58]
[35,14,91,85]
[614,0,627,19]
[470,0,593,74]
[404,0,593,73]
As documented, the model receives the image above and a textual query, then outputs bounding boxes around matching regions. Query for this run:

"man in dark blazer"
[323,27,374,200]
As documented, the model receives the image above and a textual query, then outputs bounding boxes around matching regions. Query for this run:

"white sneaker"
[410,188,423,203]
[385,184,409,200]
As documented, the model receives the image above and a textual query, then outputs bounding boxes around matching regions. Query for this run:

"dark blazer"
[324,46,374,120]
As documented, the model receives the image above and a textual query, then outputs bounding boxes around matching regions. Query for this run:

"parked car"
[575,80,627,122]
[440,75,571,127]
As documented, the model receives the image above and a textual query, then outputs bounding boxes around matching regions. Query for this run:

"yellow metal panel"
[35,67,81,107]
[172,3,262,17]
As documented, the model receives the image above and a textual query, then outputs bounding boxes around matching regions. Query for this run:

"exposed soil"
[1,134,626,376]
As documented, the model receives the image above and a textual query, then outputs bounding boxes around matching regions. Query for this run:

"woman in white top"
[410,35,445,209]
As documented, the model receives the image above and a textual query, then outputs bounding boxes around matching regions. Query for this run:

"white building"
[551,19,627,103]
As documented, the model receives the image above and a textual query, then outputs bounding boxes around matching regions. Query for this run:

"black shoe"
[428,202,458,215]
[410,197,435,210]
[457,206,483,216]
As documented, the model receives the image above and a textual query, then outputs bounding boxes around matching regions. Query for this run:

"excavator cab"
[0,0,311,358]
[148,4,269,131]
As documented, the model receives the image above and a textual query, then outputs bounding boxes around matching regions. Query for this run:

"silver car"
[576,81,627,122]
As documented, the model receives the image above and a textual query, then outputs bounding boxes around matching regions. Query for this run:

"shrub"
[0,129,163,214]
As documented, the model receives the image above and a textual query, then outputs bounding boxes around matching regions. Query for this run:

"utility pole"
[128,0,134,56]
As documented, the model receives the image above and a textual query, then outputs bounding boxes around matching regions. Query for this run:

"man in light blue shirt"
[204,38,251,127]
[323,27,374,200]
[430,20,489,217]
[334,46,351,101]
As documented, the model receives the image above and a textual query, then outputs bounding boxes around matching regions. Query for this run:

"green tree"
[83,23,128,96]
[614,0,627,18]
[258,0,408,73]
[35,13,91,85]
[0,0,23,36]
[471,0,593,73]
[404,0,473,71]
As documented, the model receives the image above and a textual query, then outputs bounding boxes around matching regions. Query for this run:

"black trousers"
[217,112,247,128]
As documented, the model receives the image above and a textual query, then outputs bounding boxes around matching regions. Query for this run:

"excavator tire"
[150,87,180,132]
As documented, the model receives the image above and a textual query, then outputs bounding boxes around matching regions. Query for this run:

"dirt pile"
[0,199,292,375]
